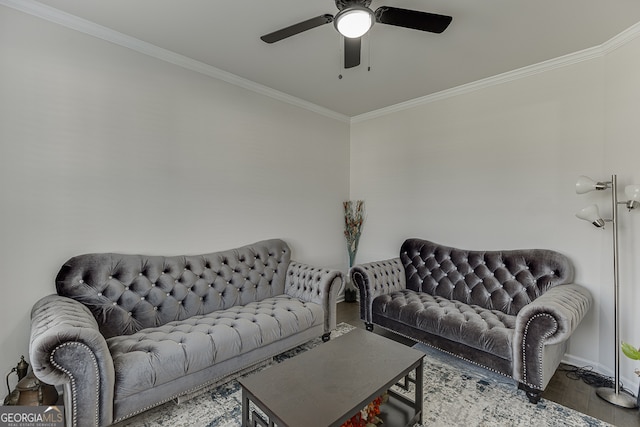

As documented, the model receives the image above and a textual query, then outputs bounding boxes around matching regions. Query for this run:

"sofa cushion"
[400,239,573,315]
[107,295,322,400]
[372,289,516,360]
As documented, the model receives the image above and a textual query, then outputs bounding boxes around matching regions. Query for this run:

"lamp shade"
[624,185,640,202]
[624,184,640,210]
[575,176,599,194]
[576,204,605,227]
[334,6,374,38]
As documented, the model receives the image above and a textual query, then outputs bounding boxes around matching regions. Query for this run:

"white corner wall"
[603,34,640,393]
[350,37,640,391]
[2,1,640,400]
[0,6,349,381]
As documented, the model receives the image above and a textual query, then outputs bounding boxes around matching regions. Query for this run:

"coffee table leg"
[241,387,274,427]
[415,359,423,424]
[241,388,250,427]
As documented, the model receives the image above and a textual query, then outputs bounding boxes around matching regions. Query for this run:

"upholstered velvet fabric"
[30,239,341,426]
[30,295,115,427]
[351,257,405,324]
[55,240,292,338]
[400,238,574,315]
[351,238,592,400]
[372,289,516,360]
[285,261,340,333]
[512,283,592,389]
[108,295,321,400]
[373,315,514,377]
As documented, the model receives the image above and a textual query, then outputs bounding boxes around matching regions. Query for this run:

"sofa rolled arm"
[513,284,592,388]
[30,295,115,427]
[350,258,406,324]
[285,261,342,335]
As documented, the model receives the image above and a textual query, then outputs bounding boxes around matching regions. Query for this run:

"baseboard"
[562,353,639,397]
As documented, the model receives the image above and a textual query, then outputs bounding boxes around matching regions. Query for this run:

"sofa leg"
[518,383,542,404]
[322,332,331,342]
[365,323,374,331]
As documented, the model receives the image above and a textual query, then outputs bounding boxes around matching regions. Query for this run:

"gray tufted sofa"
[29,239,341,427]
[351,238,592,403]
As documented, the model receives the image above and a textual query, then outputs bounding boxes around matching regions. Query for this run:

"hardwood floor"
[336,301,640,426]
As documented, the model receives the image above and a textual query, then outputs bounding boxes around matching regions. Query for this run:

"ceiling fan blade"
[260,14,334,43]
[344,37,361,69]
[374,6,452,34]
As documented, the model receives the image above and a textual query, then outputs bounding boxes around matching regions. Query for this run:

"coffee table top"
[239,328,425,427]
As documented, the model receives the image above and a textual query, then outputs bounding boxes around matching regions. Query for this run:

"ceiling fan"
[260,0,453,69]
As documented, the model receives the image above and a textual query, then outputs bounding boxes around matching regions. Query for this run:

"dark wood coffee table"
[238,328,424,427]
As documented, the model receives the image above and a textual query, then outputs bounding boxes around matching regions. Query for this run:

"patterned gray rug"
[411,341,608,427]
[114,323,610,427]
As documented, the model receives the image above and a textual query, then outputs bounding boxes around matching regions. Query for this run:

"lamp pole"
[595,174,637,408]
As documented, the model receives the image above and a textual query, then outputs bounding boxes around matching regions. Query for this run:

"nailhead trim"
[372,315,556,392]
[360,242,570,394]
[521,312,557,389]
[373,323,513,380]
[50,342,101,427]
[113,366,255,423]
[112,336,323,424]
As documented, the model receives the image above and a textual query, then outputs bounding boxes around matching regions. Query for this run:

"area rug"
[113,323,610,427]
[410,341,609,427]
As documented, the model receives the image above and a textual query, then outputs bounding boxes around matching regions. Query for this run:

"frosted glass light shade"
[335,7,374,38]
[625,185,640,202]
[624,184,640,210]
[576,204,605,227]
[575,176,600,194]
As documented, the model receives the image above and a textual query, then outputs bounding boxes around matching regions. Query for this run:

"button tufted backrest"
[55,239,291,338]
[400,239,573,316]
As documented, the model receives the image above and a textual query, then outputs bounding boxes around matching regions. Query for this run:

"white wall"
[351,43,640,391]
[603,36,640,393]
[0,6,350,386]
[3,2,640,399]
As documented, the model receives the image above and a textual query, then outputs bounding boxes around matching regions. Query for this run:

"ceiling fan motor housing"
[335,0,372,11]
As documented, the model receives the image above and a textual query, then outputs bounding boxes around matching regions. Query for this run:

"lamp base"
[595,387,638,409]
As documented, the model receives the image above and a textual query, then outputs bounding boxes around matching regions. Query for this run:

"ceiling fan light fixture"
[334,6,374,38]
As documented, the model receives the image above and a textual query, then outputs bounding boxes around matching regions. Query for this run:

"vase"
[344,281,357,303]
[344,255,358,303]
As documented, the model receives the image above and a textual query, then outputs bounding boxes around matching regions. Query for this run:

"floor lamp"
[575,174,640,408]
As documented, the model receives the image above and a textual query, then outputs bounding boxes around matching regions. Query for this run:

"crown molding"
[0,0,350,123]
[3,0,640,124]
[601,20,640,54]
[352,21,640,124]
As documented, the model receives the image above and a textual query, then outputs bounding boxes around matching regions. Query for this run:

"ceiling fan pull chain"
[366,33,372,72]
[338,35,344,79]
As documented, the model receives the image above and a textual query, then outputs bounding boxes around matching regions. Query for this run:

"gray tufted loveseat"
[351,238,592,403]
[29,239,341,427]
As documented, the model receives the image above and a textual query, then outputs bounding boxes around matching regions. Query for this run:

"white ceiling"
[20,0,640,116]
